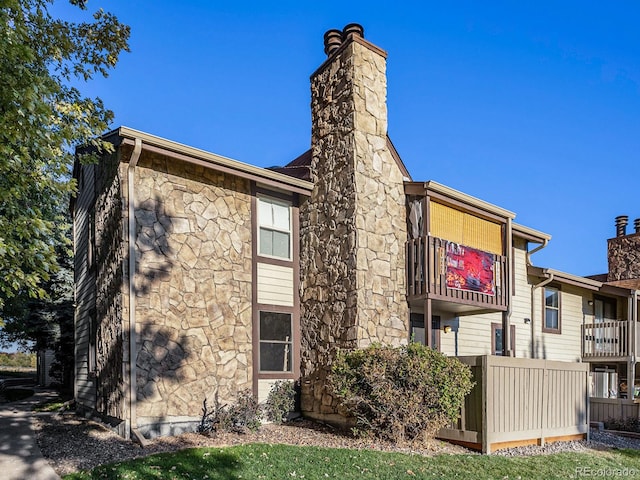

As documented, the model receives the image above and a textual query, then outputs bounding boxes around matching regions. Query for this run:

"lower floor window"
[492,323,516,356]
[259,311,293,372]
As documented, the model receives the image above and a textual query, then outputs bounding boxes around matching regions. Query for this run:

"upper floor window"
[258,196,291,260]
[543,286,561,333]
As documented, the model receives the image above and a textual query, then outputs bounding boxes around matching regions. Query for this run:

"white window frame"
[257,195,292,261]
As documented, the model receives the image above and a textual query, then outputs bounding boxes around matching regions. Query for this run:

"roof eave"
[114,126,313,195]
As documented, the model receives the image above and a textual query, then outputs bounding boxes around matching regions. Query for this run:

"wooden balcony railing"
[583,320,629,358]
[406,235,508,311]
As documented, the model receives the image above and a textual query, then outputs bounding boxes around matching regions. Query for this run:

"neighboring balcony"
[406,235,509,313]
[582,320,632,360]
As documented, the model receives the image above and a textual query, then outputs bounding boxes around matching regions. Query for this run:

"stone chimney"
[607,215,640,288]
[299,24,409,422]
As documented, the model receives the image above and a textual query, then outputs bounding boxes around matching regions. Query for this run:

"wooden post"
[425,298,432,348]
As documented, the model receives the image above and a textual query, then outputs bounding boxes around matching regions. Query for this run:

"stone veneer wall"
[608,234,640,287]
[132,151,253,430]
[94,151,125,420]
[300,36,409,419]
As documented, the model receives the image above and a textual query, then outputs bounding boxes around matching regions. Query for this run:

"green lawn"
[62,443,640,480]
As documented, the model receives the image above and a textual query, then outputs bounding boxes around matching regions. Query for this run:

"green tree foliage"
[0,214,74,387]
[330,342,474,443]
[0,351,36,368]
[0,0,129,310]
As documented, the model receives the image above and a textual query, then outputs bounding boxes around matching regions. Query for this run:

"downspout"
[530,271,554,359]
[526,238,548,266]
[503,218,514,355]
[525,238,549,358]
[630,290,638,396]
[127,138,142,441]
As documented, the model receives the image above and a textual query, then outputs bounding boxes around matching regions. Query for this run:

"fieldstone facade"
[94,151,126,421]
[300,28,409,419]
[132,152,253,431]
[608,233,640,289]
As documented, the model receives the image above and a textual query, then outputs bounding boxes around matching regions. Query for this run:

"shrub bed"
[330,342,474,443]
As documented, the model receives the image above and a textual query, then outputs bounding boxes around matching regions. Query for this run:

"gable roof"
[270,135,412,183]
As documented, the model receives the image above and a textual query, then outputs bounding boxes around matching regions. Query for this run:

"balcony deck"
[582,320,630,360]
[406,235,508,312]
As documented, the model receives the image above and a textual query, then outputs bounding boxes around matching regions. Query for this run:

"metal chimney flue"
[634,218,640,234]
[323,29,343,57]
[615,215,629,237]
[342,23,364,40]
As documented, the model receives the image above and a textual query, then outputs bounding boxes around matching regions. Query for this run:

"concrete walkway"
[0,388,61,480]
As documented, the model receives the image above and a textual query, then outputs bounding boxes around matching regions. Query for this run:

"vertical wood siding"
[590,398,640,422]
[439,356,589,454]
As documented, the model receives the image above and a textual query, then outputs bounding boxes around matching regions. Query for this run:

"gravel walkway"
[34,413,640,476]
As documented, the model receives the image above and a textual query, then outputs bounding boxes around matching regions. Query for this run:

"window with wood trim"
[492,323,515,355]
[543,286,561,333]
[258,196,291,260]
[259,311,293,372]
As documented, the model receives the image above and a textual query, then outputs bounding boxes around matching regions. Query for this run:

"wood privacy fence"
[437,356,590,454]
[590,397,640,423]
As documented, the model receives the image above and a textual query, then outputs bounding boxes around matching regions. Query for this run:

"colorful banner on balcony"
[445,242,495,295]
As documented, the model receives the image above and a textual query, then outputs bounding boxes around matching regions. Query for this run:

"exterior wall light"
[443,325,452,334]
[524,318,531,324]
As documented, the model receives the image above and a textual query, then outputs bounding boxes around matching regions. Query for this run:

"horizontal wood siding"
[511,240,533,358]
[533,285,583,362]
[257,379,278,404]
[438,356,589,454]
[451,312,500,356]
[74,163,97,410]
[257,263,294,307]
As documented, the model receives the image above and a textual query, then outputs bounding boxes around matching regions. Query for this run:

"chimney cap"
[342,23,364,39]
[615,215,629,237]
[323,28,343,56]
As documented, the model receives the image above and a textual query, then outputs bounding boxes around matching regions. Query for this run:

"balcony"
[582,320,630,360]
[406,235,509,312]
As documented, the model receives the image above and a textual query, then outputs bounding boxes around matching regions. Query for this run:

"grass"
[62,443,640,480]
[32,392,73,412]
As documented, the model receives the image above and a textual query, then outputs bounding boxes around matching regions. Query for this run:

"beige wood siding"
[590,398,640,422]
[73,163,97,409]
[257,379,279,404]
[533,284,584,362]
[437,240,533,358]
[439,356,589,454]
[449,312,500,356]
[257,263,294,306]
[511,239,533,358]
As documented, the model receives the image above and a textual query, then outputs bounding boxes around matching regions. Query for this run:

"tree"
[0,211,75,387]
[0,0,129,312]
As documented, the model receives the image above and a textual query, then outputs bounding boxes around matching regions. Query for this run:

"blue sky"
[58,1,639,276]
